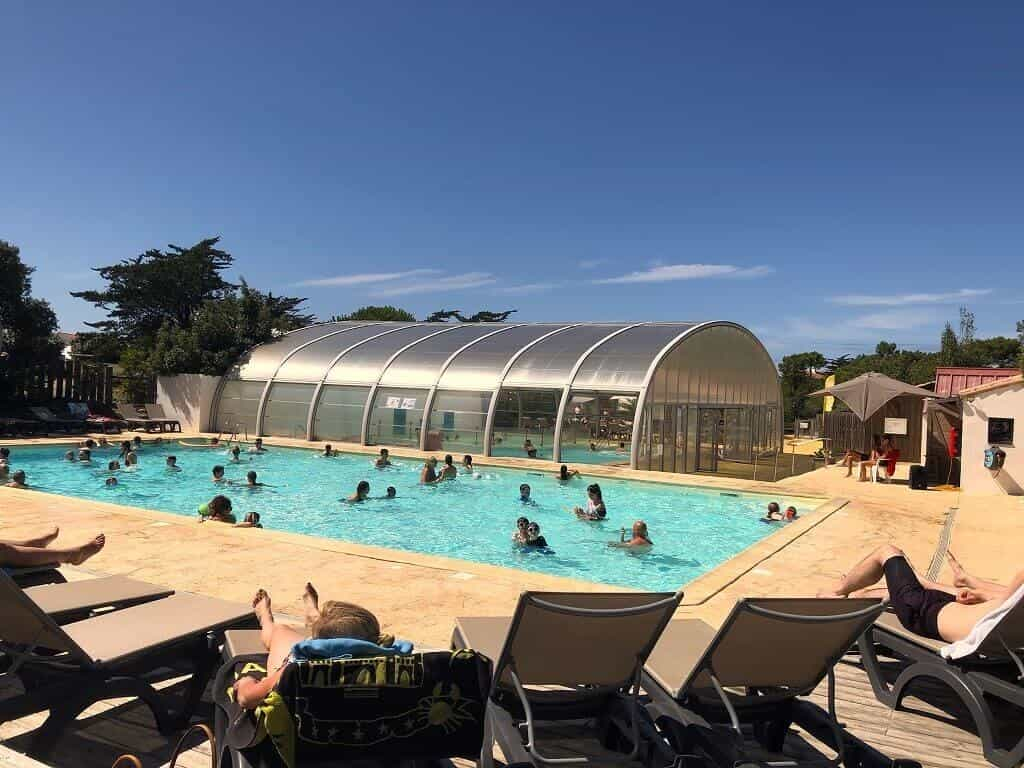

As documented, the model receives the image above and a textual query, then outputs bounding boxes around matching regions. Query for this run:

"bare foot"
[253,588,273,628]
[302,582,320,626]
[24,526,60,547]
[68,534,105,565]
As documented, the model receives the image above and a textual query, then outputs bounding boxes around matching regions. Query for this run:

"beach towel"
[941,584,1024,660]
[289,636,414,661]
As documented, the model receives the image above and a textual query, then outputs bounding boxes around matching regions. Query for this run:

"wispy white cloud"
[828,288,991,306]
[593,263,774,285]
[854,309,938,330]
[369,272,497,298]
[578,258,607,269]
[493,282,558,295]
[294,269,440,287]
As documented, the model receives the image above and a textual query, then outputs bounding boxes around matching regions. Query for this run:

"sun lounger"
[859,607,1024,768]
[22,574,174,623]
[0,572,256,759]
[26,406,87,434]
[4,563,66,587]
[119,403,166,432]
[143,402,182,432]
[643,598,884,768]
[211,628,491,768]
[452,590,683,768]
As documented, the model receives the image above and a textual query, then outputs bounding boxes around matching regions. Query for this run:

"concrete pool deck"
[1,433,1022,767]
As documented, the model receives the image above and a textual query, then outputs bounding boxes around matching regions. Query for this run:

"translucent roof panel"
[231,323,350,380]
[324,324,453,386]
[378,324,505,388]
[273,323,398,383]
[503,324,631,388]
[571,323,698,391]
[437,324,569,391]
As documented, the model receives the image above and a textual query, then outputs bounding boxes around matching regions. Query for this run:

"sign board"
[988,417,1014,445]
[385,396,418,410]
[799,421,810,429]
[884,417,908,436]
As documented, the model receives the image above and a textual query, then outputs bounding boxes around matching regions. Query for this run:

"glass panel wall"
[424,390,492,453]
[367,387,428,447]
[313,385,369,443]
[214,380,265,436]
[558,391,636,465]
[262,383,316,438]
[490,388,559,459]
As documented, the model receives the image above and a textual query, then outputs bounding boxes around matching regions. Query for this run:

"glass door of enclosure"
[696,408,722,473]
[491,388,559,459]
[559,392,636,465]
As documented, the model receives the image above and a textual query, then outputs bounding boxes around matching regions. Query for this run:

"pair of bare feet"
[252,582,321,629]
[818,549,976,599]
[2,526,106,566]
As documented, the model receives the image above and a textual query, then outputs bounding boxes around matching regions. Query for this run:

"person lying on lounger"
[0,527,105,567]
[233,585,393,709]
[819,546,1024,643]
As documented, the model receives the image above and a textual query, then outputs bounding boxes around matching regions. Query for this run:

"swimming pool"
[5,442,815,591]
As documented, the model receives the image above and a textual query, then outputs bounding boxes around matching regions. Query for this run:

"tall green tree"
[959,305,976,344]
[0,241,61,396]
[938,322,960,366]
[779,351,826,424]
[71,237,237,342]
[329,305,416,322]
[875,341,897,357]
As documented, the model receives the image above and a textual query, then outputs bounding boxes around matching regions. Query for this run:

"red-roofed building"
[934,366,1020,398]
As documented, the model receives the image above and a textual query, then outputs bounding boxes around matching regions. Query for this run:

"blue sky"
[3,1,1022,358]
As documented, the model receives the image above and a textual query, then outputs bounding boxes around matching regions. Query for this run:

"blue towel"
[289,637,414,661]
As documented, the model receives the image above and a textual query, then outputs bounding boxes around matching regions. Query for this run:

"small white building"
[960,374,1023,496]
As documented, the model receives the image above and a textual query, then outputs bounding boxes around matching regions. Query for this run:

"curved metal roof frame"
[214,321,777,459]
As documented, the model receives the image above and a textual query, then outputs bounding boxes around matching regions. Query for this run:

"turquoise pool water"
[5,442,814,591]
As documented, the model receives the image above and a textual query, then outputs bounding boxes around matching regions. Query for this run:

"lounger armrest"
[223,629,267,661]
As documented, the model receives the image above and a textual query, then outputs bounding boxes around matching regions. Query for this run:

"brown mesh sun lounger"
[859,605,1024,768]
[453,590,683,768]
[142,403,181,432]
[0,573,256,759]
[22,574,174,623]
[643,597,884,768]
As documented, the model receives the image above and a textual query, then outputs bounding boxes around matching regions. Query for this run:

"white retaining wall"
[156,374,221,433]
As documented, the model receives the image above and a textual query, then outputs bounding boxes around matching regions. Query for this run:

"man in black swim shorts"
[820,544,1024,643]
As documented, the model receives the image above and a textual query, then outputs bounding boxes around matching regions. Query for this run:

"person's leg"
[819,544,905,597]
[858,459,876,481]
[0,526,59,548]
[947,551,1004,592]
[0,534,104,567]
[252,589,307,673]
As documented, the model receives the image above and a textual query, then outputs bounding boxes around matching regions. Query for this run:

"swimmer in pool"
[461,454,474,473]
[322,444,338,457]
[512,516,530,545]
[785,505,799,521]
[234,470,269,488]
[438,455,458,481]
[229,446,242,463]
[524,522,548,548]
[132,436,142,451]
[119,440,132,460]
[761,502,783,522]
[589,442,598,452]
[519,483,534,503]
[609,520,652,551]
[243,511,263,528]
[125,451,138,467]
[375,449,392,469]
[5,470,28,489]
[105,476,118,487]
[555,464,581,482]
[574,484,607,520]
[212,465,227,483]
[78,448,92,463]
[107,460,120,472]
[64,450,75,462]
[248,438,267,454]
[384,486,396,499]
[166,455,180,471]
[346,480,371,503]
[420,457,438,484]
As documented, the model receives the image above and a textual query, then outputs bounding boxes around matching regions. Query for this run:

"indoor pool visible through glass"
[6,442,816,591]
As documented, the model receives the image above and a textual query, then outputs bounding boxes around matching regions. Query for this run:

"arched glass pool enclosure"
[211,321,781,473]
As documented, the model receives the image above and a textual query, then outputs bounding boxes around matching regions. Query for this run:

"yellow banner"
[823,374,835,412]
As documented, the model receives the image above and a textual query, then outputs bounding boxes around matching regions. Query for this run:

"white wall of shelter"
[210,321,781,473]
